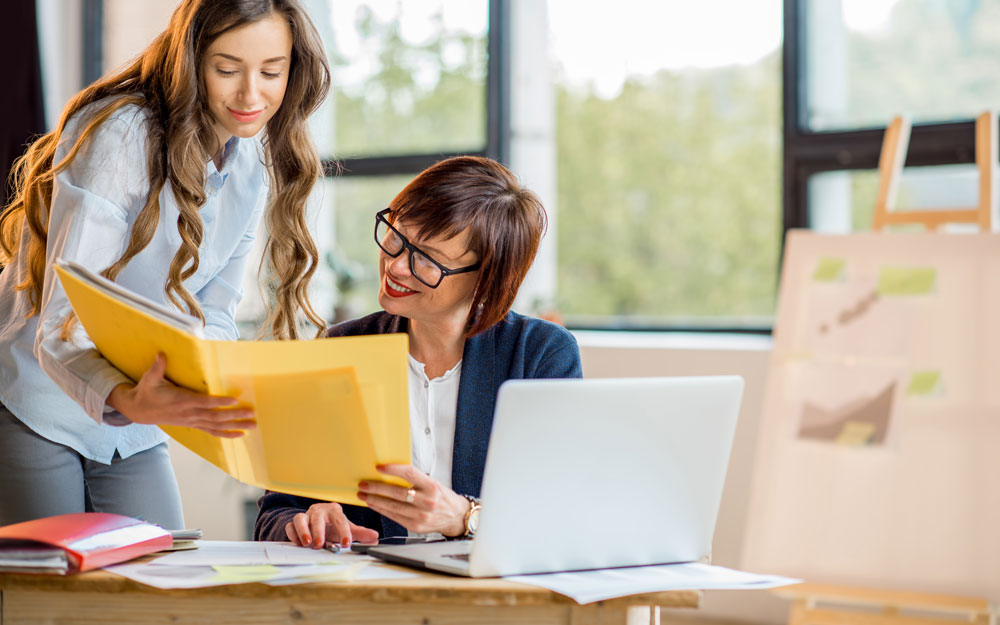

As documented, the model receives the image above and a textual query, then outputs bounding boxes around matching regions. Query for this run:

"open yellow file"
[54,259,409,506]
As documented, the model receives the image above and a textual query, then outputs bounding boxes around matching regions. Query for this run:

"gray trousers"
[0,406,184,529]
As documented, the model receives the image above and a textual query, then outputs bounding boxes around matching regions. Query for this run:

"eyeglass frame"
[374,208,482,289]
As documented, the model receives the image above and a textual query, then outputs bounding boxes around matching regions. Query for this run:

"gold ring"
[405,488,416,504]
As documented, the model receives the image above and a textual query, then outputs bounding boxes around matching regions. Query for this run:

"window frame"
[782,0,982,236]
[321,0,509,177]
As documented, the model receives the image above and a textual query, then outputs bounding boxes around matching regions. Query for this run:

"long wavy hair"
[0,0,329,339]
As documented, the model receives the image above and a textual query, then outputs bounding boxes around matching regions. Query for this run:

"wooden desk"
[0,565,699,625]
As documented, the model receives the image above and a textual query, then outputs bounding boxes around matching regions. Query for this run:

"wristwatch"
[462,494,481,538]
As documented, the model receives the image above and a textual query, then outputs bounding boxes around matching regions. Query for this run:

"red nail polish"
[358,481,368,489]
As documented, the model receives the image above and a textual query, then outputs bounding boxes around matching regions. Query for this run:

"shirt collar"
[207,136,241,177]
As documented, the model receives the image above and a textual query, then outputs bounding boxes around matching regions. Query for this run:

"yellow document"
[54,260,409,506]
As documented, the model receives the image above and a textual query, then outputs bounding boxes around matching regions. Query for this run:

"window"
[305,0,493,324]
[314,1,489,159]
[93,0,787,332]
[786,0,997,239]
[807,164,988,233]
[805,0,1000,131]
[548,0,783,330]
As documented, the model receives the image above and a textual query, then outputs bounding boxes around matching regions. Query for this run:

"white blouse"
[406,354,462,490]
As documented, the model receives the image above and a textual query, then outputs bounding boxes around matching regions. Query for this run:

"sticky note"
[835,421,876,446]
[877,267,936,296]
[907,370,942,395]
[211,565,281,582]
[296,562,366,583]
[813,258,846,282]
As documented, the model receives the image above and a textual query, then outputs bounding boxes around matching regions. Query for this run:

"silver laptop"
[368,376,743,577]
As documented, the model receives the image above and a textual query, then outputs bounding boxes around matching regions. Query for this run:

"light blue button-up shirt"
[0,100,268,463]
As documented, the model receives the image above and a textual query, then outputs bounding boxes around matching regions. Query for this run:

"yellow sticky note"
[295,562,367,583]
[813,258,846,282]
[211,565,281,582]
[877,267,936,296]
[835,421,876,446]
[907,370,941,395]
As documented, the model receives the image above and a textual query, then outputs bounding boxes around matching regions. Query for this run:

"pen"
[323,541,341,553]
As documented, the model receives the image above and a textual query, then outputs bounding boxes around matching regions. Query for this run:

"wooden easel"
[872,112,996,231]
[767,113,999,625]
[773,583,995,625]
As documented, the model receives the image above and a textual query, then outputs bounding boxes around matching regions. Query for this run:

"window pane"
[807,164,988,233]
[549,0,783,329]
[309,0,488,160]
[314,175,413,324]
[806,0,1000,131]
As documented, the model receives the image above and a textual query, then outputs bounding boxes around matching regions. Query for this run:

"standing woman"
[0,0,329,528]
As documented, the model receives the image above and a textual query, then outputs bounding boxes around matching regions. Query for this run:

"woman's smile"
[228,108,264,123]
[384,274,418,297]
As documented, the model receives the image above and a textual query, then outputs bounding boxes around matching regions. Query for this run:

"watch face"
[468,506,481,533]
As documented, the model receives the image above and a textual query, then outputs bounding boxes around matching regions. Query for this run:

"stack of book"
[0,512,173,574]
[0,543,71,574]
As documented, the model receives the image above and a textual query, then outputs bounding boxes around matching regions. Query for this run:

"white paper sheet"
[263,562,419,585]
[106,542,420,589]
[504,562,800,604]
[151,540,345,566]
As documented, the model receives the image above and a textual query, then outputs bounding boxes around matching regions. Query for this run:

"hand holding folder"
[54,259,411,506]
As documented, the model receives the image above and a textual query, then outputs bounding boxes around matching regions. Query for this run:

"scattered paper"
[107,559,378,589]
[105,540,402,589]
[106,563,227,589]
[505,562,800,604]
[260,561,420,585]
[152,540,343,566]
[212,565,282,583]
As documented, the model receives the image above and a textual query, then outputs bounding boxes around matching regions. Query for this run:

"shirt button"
[424,381,429,388]
[424,427,431,435]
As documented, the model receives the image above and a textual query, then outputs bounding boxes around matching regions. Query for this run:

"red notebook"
[0,512,173,573]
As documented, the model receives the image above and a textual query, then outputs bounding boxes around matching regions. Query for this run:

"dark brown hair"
[389,156,546,336]
[0,0,329,339]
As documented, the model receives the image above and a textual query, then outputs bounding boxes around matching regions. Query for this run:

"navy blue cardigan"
[254,310,582,541]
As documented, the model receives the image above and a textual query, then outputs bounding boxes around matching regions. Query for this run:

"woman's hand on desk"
[359,464,469,537]
[106,353,256,437]
[286,502,379,549]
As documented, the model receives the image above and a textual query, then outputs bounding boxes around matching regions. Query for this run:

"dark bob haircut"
[388,156,546,337]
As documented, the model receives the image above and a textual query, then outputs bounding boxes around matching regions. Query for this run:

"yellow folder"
[54,259,410,506]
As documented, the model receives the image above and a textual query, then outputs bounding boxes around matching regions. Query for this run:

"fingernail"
[376,464,386,471]
[342,538,350,548]
[357,492,367,500]
[358,481,368,490]
[303,534,311,543]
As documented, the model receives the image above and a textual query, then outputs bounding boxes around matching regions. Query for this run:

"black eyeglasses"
[374,208,481,289]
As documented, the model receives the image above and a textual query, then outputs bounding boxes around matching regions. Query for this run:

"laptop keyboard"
[443,553,470,561]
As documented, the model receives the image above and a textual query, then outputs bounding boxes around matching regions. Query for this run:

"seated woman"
[254,156,581,547]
